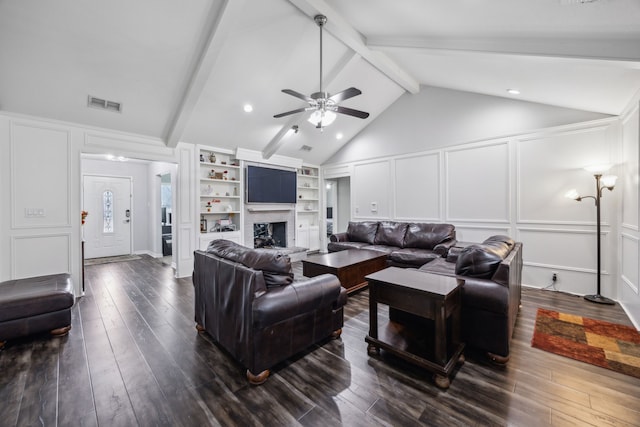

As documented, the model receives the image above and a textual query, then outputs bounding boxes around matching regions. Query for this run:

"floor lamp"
[565,166,617,305]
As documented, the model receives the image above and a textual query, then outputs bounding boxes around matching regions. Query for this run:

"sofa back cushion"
[347,221,379,244]
[207,239,293,287]
[403,223,455,250]
[454,237,513,279]
[483,235,515,250]
[374,221,408,247]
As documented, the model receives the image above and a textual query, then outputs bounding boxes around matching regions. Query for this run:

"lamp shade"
[584,164,612,173]
[308,110,336,127]
[565,189,580,200]
[601,175,617,188]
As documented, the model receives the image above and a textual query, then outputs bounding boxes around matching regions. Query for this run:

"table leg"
[434,301,447,366]
[367,284,380,355]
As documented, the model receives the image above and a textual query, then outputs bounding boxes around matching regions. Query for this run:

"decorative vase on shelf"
[209,153,216,163]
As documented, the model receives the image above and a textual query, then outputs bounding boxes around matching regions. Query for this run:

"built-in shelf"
[200,210,241,215]
[200,195,240,199]
[199,161,240,169]
[200,178,240,184]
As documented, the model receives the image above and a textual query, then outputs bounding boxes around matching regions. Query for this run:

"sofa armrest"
[253,274,343,329]
[329,232,349,243]
[433,239,457,257]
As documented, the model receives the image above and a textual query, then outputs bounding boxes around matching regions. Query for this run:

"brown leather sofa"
[193,239,347,384]
[393,235,523,363]
[0,274,75,348]
[328,221,457,268]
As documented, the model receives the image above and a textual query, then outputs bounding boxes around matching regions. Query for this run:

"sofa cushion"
[374,221,409,247]
[484,235,515,249]
[418,257,456,276]
[389,248,440,267]
[207,239,293,288]
[361,245,397,255]
[403,223,455,250]
[327,241,370,252]
[346,221,378,244]
[454,241,511,279]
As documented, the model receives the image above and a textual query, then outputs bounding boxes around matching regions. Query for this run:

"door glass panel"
[103,190,114,233]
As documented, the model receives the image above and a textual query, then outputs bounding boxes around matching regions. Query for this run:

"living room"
[1,1,639,425]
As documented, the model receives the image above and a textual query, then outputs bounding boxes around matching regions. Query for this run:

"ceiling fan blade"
[336,106,370,119]
[281,89,314,103]
[329,87,362,103]
[273,107,308,118]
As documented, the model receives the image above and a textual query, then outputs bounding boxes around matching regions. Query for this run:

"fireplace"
[254,222,287,248]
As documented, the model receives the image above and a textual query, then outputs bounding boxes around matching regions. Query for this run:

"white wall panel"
[621,234,639,294]
[455,226,510,243]
[353,160,390,219]
[517,126,612,224]
[12,234,70,279]
[394,153,440,221]
[518,228,609,273]
[11,123,70,228]
[446,142,509,222]
[621,108,639,230]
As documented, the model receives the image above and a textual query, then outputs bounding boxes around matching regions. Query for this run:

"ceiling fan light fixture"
[274,14,369,129]
[308,109,336,127]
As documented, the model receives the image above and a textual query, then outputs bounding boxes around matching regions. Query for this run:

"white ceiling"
[1,0,639,165]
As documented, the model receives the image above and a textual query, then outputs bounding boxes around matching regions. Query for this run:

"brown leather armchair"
[193,239,347,384]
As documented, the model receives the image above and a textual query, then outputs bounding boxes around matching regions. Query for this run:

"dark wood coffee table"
[302,249,388,294]
[365,267,465,388]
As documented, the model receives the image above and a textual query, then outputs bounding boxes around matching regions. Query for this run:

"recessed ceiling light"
[243,104,253,113]
[336,132,343,140]
[507,89,520,95]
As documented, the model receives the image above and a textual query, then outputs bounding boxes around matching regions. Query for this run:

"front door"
[83,175,132,259]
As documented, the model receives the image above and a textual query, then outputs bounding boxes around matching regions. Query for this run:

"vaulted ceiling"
[1,0,639,164]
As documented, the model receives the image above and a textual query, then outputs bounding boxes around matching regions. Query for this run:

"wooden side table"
[365,267,465,388]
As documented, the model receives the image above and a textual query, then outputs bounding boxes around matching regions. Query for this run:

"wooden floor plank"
[1,255,639,426]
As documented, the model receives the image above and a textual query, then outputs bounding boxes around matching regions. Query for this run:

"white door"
[83,175,132,259]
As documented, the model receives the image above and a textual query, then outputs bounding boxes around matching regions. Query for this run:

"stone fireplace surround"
[243,205,296,249]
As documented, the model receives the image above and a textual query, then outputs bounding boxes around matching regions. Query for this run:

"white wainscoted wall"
[619,101,640,327]
[0,112,192,295]
[323,87,639,327]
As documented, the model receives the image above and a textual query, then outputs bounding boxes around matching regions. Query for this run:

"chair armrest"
[329,232,349,243]
[434,239,457,257]
[253,274,343,329]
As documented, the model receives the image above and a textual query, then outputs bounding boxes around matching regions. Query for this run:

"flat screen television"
[246,165,297,204]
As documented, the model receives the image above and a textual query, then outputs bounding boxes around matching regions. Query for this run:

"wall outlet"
[552,272,558,282]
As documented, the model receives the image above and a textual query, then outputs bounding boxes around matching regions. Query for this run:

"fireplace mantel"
[247,206,294,212]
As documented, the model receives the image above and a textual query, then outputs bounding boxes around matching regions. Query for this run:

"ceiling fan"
[274,14,369,129]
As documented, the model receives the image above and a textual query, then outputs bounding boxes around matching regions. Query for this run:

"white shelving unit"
[197,146,243,250]
[296,165,321,251]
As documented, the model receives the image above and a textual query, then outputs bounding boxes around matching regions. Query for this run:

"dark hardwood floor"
[1,255,639,426]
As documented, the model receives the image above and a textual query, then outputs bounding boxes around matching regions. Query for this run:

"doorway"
[83,175,132,259]
[325,176,350,236]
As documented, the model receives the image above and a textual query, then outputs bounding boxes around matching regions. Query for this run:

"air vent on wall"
[300,145,313,152]
[87,95,122,113]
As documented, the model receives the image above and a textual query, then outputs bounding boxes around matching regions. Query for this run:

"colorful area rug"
[531,308,640,379]
[84,255,141,266]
